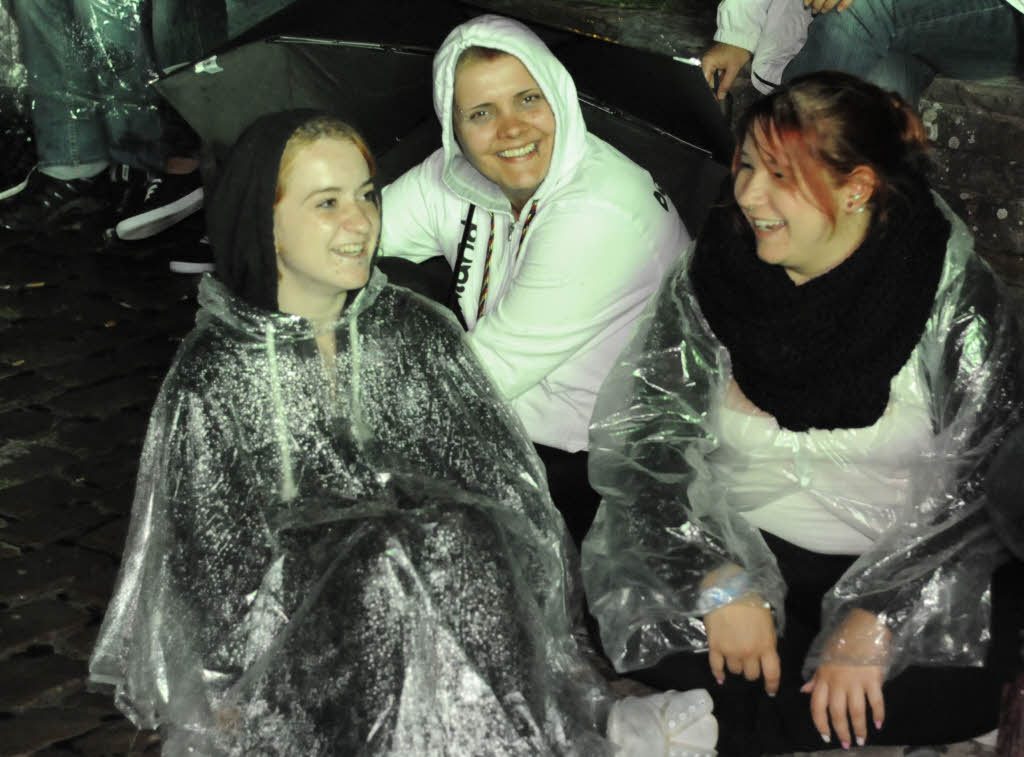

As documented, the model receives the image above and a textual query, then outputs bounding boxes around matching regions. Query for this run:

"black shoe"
[169,233,214,274]
[0,168,114,231]
[115,171,203,241]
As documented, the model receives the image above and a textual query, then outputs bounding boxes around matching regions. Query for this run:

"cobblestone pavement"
[0,218,201,755]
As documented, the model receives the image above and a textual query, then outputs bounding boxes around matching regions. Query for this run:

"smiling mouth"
[331,242,365,258]
[497,142,537,159]
[752,219,786,232]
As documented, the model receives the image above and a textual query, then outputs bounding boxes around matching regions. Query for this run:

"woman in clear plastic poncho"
[86,109,623,755]
[582,72,1024,756]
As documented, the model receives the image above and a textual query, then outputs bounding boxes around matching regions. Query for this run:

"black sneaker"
[0,168,114,231]
[169,233,215,274]
[115,171,204,241]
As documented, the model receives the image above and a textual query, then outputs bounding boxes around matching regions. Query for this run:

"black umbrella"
[156,0,730,229]
[156,36,437,174]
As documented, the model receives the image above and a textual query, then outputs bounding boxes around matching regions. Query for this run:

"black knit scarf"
[690,185,950,432]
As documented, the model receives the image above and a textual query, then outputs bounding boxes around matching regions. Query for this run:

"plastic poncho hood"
[432,14,587,213]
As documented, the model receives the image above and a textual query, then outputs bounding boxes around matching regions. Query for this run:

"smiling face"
[733,129,869,285]
[273,137,380,315]
[453,53,556,214]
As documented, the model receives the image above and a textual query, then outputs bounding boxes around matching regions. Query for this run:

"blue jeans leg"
[12,0,108,168]
[782,0,1022,105]
[12,0,165,171]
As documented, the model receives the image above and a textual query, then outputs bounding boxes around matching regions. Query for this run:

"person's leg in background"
[1,0,209,240]
[2,0,116,229]
[83,0,206,242]
[782,0,1022,106]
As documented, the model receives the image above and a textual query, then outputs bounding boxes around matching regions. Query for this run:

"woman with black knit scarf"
[582,71,1024,756]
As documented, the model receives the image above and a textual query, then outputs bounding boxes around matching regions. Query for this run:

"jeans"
[782,0,1023,105]
[11,0,205,172]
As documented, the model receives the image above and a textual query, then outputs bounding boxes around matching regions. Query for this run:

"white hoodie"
[380,14,689,452]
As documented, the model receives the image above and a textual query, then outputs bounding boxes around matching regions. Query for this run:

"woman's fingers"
[808,678,832,744]
[867,682,886,732]
[847,685,868,746]
[742,654,762,682]
[828,686,852,748]
[761,649,781,696]
[708,650,726,685]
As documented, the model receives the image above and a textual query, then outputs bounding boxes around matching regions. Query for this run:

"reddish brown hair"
[734,71,931,227]
[275,116,377,206]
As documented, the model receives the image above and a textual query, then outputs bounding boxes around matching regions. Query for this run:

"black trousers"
[632,533,1024,756]
[533,444,601,547]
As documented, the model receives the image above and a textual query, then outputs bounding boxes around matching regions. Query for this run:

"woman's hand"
[801,608,891,748]
[804,0,856,13]
[700,43,752,100]
[704,598,780,695]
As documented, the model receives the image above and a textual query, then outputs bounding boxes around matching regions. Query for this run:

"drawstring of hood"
[195,271,388,505]
[264,321,299,502]
[347,315,370,447]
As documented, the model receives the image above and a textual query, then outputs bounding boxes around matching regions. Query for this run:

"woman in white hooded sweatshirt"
[380,14,690,544]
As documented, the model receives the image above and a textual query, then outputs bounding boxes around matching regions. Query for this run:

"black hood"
[208,108,334,312]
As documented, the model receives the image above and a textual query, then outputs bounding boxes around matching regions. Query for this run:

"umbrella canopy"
[155,4,730,234]
[156,37,437,171]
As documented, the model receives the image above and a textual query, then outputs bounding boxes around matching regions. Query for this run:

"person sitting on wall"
[701,0,1023,106]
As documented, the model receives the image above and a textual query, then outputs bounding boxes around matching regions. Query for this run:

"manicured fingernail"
[768,691,776,698]
[874,719,883,731]
[716,678,724,685]
[820,733,831,744]
[857,737,865,746]
[841,740,850,750]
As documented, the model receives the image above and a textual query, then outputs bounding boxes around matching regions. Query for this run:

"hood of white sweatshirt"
[431,14,588,214]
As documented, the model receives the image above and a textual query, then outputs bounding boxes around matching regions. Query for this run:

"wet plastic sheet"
[90,270,612,755]
[582,194,1023,680]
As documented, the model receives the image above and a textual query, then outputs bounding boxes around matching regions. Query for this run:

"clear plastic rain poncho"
[582,192,1024,681]
[89,267,613,755]
[88,106,615,756]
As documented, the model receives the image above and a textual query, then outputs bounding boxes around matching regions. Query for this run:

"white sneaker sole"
[0,166,35,200]
[116,187,204,241]
[169,259,215,274]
